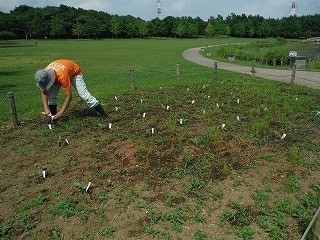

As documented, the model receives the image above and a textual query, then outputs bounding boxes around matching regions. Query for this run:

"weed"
[193,229,208,240]
[0,224,9,237]
[238,226,254,240]
[209,188,224,201]
[284,174,300,192]
[219,202,253,227]
[288,146,302,164]
[49,197,77,217]
[102,227,117,238]
[74,182,87,192]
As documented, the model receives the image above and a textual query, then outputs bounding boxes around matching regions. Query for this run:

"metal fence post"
[7,92,19,126]
[130,69,135,90]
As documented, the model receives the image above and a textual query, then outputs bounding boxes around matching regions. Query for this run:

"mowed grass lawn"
[0,37,261,124]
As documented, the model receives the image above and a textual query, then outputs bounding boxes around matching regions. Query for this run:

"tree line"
[0,5,319,40]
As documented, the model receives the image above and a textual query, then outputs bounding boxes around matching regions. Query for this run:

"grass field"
[0,37,263,124]
[0,38,320,240]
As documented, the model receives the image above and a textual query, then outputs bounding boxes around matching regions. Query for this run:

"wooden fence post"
[214,62,218,80]
[130,69,135,90]
[251,60,256,74]
[291,65,296,84]
[176,64,180,84]
[7,92,19,126]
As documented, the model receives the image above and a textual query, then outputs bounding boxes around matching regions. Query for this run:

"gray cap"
[34,68,55,90]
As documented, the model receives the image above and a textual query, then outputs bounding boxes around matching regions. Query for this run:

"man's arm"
[41,90,51,116]
[54,90,72,120]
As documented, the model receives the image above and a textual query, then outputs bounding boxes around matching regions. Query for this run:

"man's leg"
[47,84,60,115]
[71,74,108,120]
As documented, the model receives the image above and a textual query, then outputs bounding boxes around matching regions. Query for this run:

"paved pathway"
[183,46,320,89]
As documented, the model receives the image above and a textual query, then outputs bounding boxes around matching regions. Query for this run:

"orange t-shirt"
[45,59,82,92]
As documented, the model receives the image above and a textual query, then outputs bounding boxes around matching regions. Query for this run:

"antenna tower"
[290,1,297,16]
[157,0,162,19]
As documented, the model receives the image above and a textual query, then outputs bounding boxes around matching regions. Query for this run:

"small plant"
[102,227,116,237]
[74,182,87,191]
[193,229,208,240]
[0,224,9,237]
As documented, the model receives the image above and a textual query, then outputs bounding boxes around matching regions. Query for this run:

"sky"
[0,0,319,20]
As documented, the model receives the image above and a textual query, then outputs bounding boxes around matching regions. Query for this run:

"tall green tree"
[72,21,83,39]
[174,23,186,38]
[137,19,149,38]
[205,22,214,37]
[109,17,121,38]
[50,17,66,39]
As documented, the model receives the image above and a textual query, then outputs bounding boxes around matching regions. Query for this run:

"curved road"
[183,46,320,89]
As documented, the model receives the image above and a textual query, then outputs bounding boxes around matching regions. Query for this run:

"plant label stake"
[42,170,46,178]
[166,106,170,110]
[109,123,112,129]
[281,134,286,140]
[151,128,155,135]
[203,110,206,114]
[140,99,143,104]
[115,107,119,112]
[48,124,53,130]
[221,124,226,130]
[85,182,91,193]
[143,112,146,118]
[237,116,240,121]
[179,119,183,125]
[237,98,240,104]
[317,111,320,116]
[115,96,118,101]
[208,96,210,99]
[191,100,195,104]
[216,103,220,108]
[65,139,69,145]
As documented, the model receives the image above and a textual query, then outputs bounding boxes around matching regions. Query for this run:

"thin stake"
[176,64,180,84]
[7,92,19,126]
[130,69,135,90]
[291,65,296,84]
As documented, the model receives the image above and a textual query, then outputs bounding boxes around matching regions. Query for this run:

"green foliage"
[193,229,208,240]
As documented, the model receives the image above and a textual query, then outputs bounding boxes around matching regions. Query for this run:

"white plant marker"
[191,100,195,104]
[237,116,240,121]
[166,106,170,110]
[48,124,53,130]
[42,170,46,178]
[221,124,226,129]
[115,107,119,112]
[143,112,146,118]
[65,139,69,145]
[237,98,240,104]
[179,119,183,125]
[317,111,320,116]
[208,96,210,99]
[281,134,287,140]
[140,99,143,104]
[151,128,155,135]
[115,96,118,101]
[203,110,206,114]
[85,182,91,193]
[216,103,220,108]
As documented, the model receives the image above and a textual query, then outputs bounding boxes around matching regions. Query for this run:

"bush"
[0,31,17,40]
